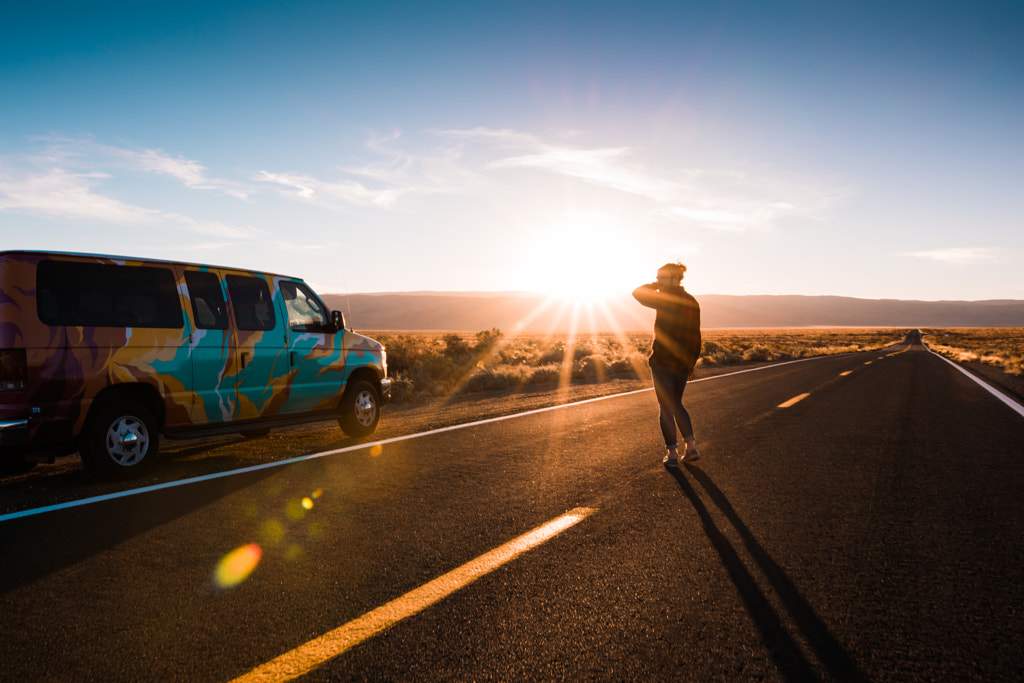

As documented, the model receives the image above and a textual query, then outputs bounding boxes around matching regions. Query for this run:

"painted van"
[0,251,390,478]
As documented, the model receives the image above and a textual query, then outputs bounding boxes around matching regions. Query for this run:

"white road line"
[930,351,1024,420]
[778,393,810,408]
[230,507,597,683]
[0,353,862,524]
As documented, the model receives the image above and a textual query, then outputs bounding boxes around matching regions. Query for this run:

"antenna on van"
[343,275,354,330]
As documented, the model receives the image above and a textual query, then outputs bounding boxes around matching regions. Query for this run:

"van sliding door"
[225,274,289,422]
[182,270,234,424]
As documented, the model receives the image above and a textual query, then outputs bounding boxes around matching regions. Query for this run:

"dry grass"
[921,328,1024,376]
[370,328,909,403]
[697,328,904,365]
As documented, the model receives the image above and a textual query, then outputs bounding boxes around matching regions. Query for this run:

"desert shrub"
[498,340,541,365]
[387,374,417,404]
[527,364,561,386]
[442,333,471,360]
[538,341,596,365]
[610,354,648,378]
[473,328,504,354]
[573,344,596,359]
[462,368,515,393]
[701,340,723,355]
[577,354,609,380]
[742,345,773,363]
[537,344,566,365]
[701,349,742,365]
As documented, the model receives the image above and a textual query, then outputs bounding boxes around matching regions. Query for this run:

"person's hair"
[657,262,687,280]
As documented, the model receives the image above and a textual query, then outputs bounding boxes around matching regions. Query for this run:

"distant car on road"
[0,250,390,478]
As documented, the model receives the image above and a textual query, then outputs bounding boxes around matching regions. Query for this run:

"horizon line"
[325,291,1024,304]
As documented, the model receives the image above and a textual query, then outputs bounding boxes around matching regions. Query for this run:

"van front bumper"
[0,419,29,448]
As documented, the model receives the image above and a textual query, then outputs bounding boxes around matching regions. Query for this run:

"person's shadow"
[668,464,867,682]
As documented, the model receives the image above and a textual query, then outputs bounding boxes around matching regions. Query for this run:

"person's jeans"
[650,362,695,448]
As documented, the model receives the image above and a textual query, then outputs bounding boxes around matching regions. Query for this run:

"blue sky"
[1,0,1022,302]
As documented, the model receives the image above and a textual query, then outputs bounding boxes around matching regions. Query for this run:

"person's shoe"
[682,445,700,463]
[663,448,679,468]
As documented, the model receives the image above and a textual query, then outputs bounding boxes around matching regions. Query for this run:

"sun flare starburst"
[518,219,647,305]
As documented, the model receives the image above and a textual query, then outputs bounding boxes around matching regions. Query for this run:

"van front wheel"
[81,401,160,479]
[338,381,380,437]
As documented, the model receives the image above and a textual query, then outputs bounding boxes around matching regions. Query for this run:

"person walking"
[632,262,702,467]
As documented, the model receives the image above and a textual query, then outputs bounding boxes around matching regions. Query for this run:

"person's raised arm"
[632,282,663,309]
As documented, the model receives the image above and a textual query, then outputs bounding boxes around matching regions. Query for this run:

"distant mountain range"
[321,292,1024,333]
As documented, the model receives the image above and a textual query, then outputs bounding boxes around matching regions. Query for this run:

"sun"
[519,219,646,305]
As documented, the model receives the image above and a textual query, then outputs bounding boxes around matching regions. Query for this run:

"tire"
[337,380,381,437]
[80,400,159,479]
[240,427,272,439]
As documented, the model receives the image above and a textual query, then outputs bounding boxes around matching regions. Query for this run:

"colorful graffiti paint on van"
[0,251,390,478]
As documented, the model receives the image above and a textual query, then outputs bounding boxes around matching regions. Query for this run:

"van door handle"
[241,352,248,369]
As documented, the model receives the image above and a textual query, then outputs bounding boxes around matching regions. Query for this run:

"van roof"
[0,249,303,281]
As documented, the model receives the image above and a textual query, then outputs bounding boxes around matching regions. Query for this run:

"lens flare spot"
[214,544,261,589]
[370,444,383,457]
[286,498,307,521]
[311,489,323,499]
[260,519,286,546]
[284,544,306,562]
[301,497,314,510]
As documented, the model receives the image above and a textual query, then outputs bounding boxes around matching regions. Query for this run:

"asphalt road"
[2,333,1023,681]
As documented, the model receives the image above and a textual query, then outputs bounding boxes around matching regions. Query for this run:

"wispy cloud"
[257,170,407,209]
[3,128,844,242]
[441,127,679,202]
[38,136,252,198]
[253,127,845,231]
[437,127,844,232]
[258,130,476,210]
[114,147,251,199]
[0,168,157,223]
[0,143,253,238]
[905,247,1005,264]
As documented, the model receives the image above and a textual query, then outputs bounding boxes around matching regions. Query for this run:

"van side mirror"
[331,310,345,332]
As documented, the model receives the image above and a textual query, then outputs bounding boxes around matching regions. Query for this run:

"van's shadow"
[668,465,866,682]
[0,461,285,594]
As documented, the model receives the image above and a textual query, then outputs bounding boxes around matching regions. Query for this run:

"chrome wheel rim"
[104,416,150,466]
[353,390,377,427]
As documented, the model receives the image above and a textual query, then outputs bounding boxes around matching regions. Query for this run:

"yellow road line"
[778,393,810,408]
[231,507,597,683]
[839,371,853,376]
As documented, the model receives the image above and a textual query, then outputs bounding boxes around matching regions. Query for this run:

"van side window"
[36,260,183,329]
[184,271,229,330]
[280,281,330,333]
[226,275,276,331]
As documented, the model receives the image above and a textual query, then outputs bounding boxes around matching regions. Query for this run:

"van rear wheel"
[81,400,159,479]
[338,380,380,437]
